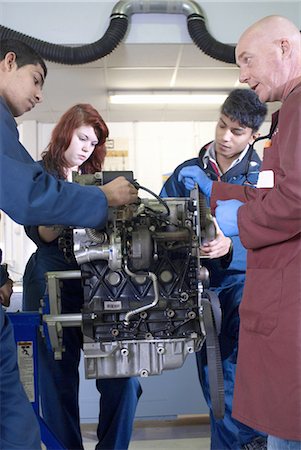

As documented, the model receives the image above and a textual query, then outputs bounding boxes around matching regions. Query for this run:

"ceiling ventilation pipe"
[0,0,235,65]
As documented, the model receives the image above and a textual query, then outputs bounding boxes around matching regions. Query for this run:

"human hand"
[178,166,213,197]
[38,225,64,243]
[100,176,138,207]
[215,199,243,236]
[200,218,232,259]
[0,278,13,307]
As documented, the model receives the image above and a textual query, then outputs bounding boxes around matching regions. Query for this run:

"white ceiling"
[21,41,279,124]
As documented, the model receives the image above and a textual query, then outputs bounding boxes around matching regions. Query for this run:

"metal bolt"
[166,309,175,318]
[157,346,165,355]
[111,329,119,336]
[187,311,196,319]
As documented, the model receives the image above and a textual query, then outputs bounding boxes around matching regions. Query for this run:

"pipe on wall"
[0,0,236,65]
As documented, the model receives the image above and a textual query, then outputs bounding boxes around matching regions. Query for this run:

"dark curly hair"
[221,88,267,131]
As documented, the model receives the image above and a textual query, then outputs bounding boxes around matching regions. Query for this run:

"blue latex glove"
[215,199,243,236]
[178,166,213,197]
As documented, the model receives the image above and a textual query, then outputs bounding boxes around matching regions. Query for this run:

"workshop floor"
[81,417,211,450]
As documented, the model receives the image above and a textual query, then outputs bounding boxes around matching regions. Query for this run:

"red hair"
[42,104,108,179]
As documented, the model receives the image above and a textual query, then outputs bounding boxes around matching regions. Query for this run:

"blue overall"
[23,164,142,450]
[160,143,267,450]
[0,95,127,450]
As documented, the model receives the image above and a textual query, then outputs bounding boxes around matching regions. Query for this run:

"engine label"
[104,301,122,310]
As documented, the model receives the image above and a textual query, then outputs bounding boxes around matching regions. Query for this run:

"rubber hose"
[0,16,128,65]
[0,9,299,66]
[187,15,235,64]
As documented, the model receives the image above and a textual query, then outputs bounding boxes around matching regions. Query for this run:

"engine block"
[42,173,224,416]
[43,173,218,379]
[59,177,215,378]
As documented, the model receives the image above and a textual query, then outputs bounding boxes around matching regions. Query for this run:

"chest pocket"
[261,134,280,173]
[240,268,283,336]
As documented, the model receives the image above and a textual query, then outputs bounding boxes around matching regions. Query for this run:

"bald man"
[178,15,301,450]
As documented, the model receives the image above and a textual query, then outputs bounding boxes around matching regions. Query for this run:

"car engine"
[40,172,225,418]
[45,172,220,381]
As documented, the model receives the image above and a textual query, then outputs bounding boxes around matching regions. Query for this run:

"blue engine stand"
[8,311,67,450]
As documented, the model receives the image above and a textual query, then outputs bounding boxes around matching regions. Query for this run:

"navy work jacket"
[160,142,261,290]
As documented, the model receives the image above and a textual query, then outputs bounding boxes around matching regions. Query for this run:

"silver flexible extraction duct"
[0,0,236,64]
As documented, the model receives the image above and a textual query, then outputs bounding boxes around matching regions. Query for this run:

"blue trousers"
[268,436,301,450]
[196,283,267,450]
[38,325,142,450]
[0,306,41,450]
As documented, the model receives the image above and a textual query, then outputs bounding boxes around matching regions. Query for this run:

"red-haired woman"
[23,104,142,450]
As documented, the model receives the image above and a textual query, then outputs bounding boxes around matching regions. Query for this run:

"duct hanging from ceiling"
[0,0,236,65]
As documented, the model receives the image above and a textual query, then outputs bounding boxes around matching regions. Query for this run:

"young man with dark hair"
[0,39,138,449]
[161,88,268,450]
